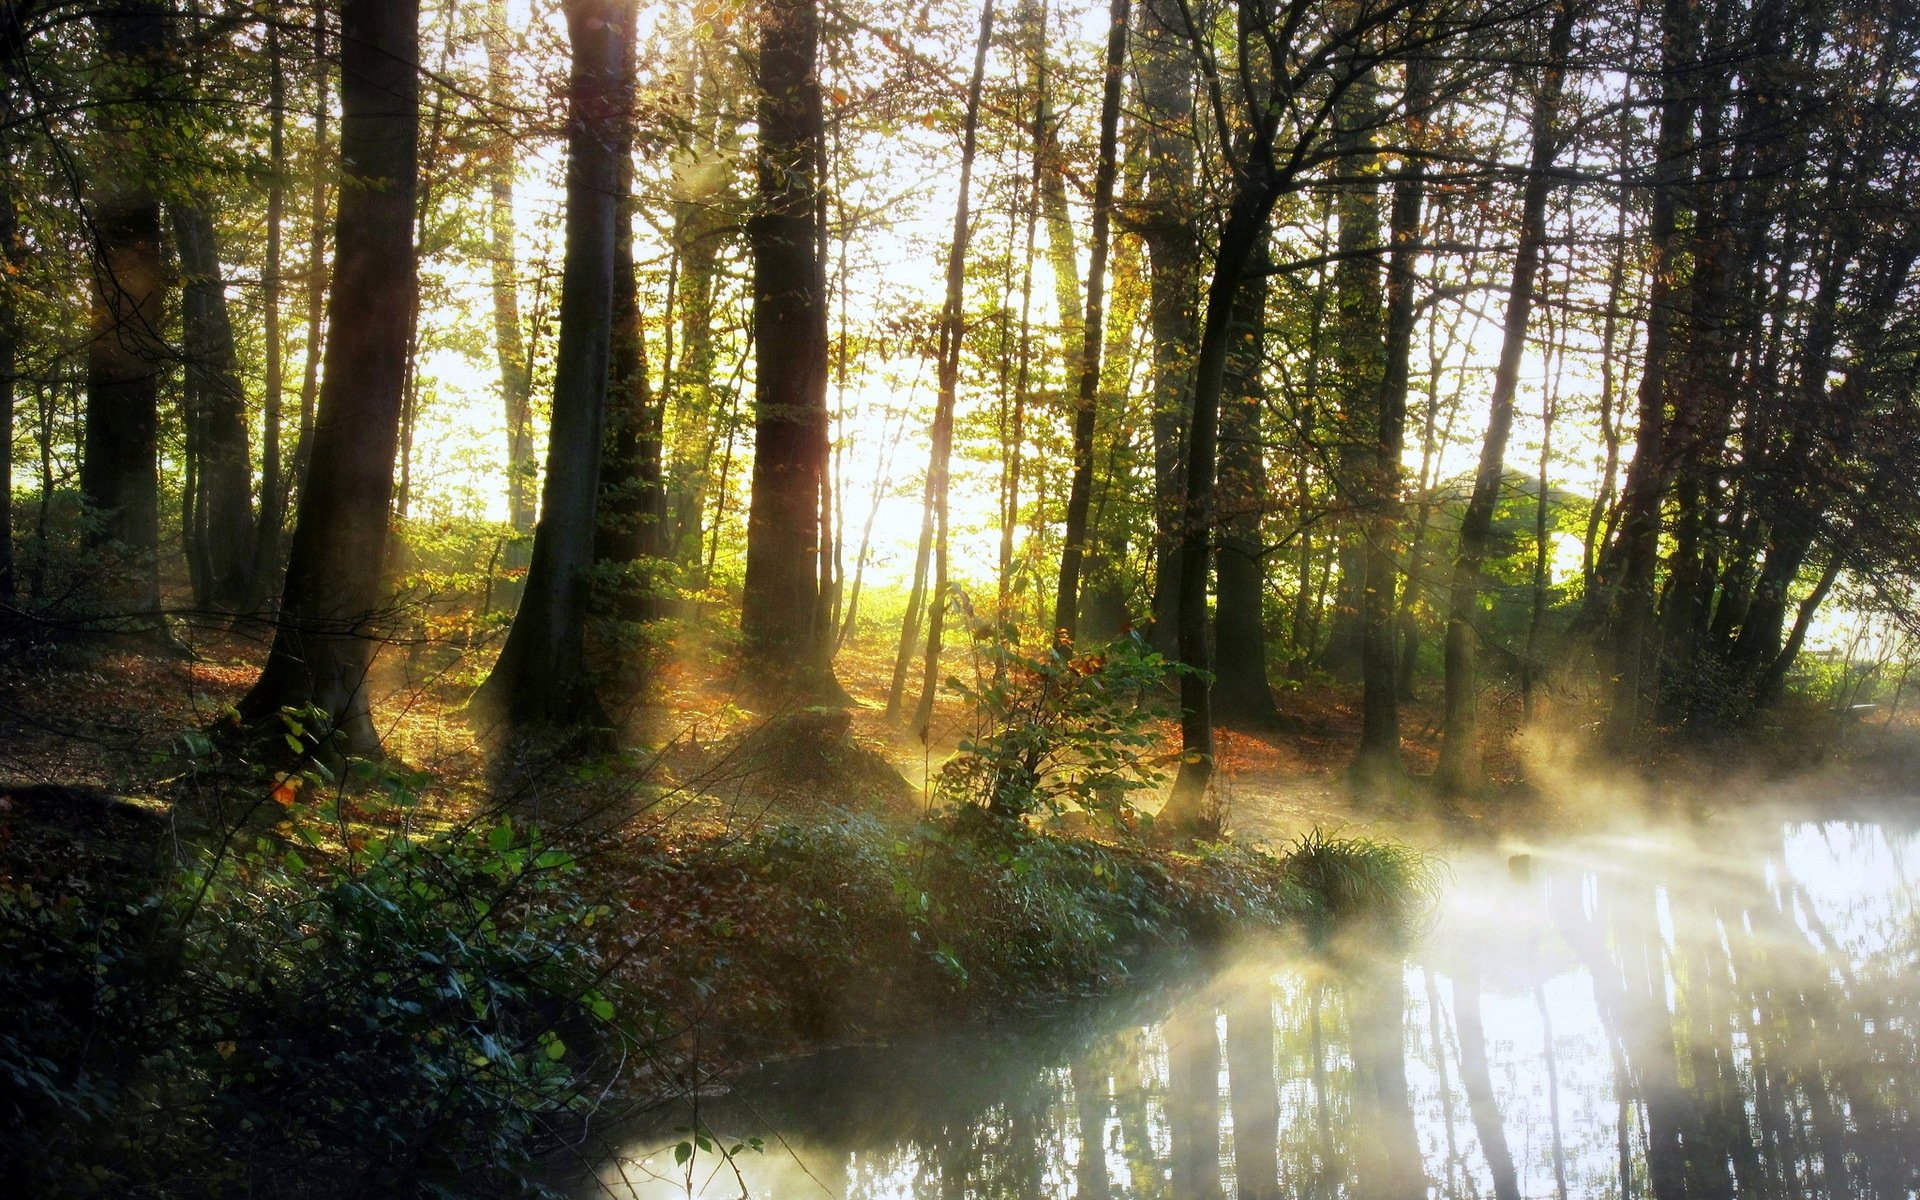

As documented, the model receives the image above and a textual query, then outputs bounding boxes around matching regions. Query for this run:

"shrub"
[0,770,619,1199]
[935,622,1178,823]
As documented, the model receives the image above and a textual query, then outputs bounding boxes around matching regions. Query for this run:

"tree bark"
[1138,0,1199,659]
[475,0,635,732]
[238,0,419,755]
[1048,0,1130,643]
[596,9,667,626]
[1212,243,1279,727]
[910,0,995,736]
[1435,0,1574,794]
[245,20,288,613]
[741,0,835,682]
[172,204,256,611]
[1350,50,1432,793]
[484,0,537,552]
[82,1,168,631]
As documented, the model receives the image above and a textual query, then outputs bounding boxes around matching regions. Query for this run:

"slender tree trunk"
[1049,0,1130,642]
[741,0,836,684]
[0,77,16,604]
[1351,50,1433,792]
[172,204,256,611]
[1601,0,1694,741]
[484,0,537,554]
[1138,0,1199,657]
[1165,175,1282,826]
[82,2,168,633]
[245,20,287,611]
[475,0,635,732]
[911,0,994,736]
[290,19,331,513]
[1435,0,1574,793]
[1213,243,1279,726]
[239,0,419,755]
[596,12,667,626]
[1317,77,1385,682]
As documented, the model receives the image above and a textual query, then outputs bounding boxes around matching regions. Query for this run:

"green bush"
[935,625,1178,823]
[0,785,618,1199]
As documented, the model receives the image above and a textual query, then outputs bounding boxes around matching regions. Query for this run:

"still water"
[597,810,1920,1198]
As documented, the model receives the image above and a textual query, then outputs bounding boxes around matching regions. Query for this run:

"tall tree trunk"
[1316,77,1385,682]
[1165,175,1282,827]
[245,20,287,612]
[238,0,419,755]
[910,0,994,736]
[1138,0,1199,658]
[1434,0,1574,794]
[82,1,168,633]
[1351,50,1433,793]
[475,0,635,731]
[1048,0,1130,642]
[596,11,667,626]
[0,69,17,604]
[484,0,537,553]
[172,204,256,611]
[740,0,835,683]
[1600,0,1694,741]
[290,15,332,518]
[1212,243,1279,727]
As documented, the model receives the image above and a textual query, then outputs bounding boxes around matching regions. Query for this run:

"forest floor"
[10,612,1920,1200]
[4,615,1916,845]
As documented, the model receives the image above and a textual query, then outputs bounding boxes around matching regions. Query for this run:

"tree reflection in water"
[598,817,1920,1199]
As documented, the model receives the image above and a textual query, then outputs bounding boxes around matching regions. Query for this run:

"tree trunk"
[910,0,994,737]
[1435,0,1574,794]
[82,1,168,632]
[172,203,256,611]
[1138,0,1199,658]
[1165,177,1282,827]
[1048,0,1130,643]
[0,73,16,604]
[1317,77,1384,682]
[740,0,835,683]
[238,0,419,755]
[1212,243,1279,727]
[1351,51,1433,794]
[596,11,667,626]
[244,20,287,613]
[289,16,330,521]
[1600,0,1694,741]
[475,0,635,732]
[484,0,537,554]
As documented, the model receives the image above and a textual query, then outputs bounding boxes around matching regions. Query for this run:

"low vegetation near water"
[0,739,1429,1199]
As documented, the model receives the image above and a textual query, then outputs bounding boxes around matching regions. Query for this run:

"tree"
[474,0,638,732]
[238,0,419,754]
[483,0,537,553]
[910,0,996,737]
[1049,0,1131,643]
[1434,0,1576,794]
[1136,0,1201,659]
[81,1,168,633]
[740,0,835,682]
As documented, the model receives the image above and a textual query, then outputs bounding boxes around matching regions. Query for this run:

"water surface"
[597,810,1920,1199]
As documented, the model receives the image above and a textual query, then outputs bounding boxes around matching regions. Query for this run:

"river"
[591,807,1920,1198]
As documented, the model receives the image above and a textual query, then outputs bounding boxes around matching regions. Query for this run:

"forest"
[2,0,1918,1196]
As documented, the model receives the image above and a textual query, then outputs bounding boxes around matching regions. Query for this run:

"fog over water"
[595,808,1920,1199]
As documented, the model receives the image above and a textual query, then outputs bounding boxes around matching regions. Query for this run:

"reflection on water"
[597,815,1920,1198]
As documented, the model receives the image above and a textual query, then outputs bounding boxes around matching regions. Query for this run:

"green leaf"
[545,1037,567,1061]
[486,819,515,853]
